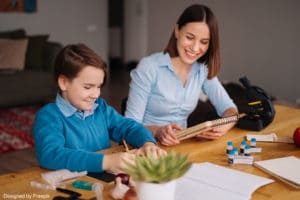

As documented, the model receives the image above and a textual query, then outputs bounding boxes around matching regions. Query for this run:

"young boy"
[33,44,165,173]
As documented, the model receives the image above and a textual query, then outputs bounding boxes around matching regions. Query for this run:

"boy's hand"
[136,142,167,158]
[102,152,136,174]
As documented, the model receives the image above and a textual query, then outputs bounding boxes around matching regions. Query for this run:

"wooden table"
[0,105,299,200]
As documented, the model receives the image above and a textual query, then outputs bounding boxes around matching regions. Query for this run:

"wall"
[147,0,300,105]
[0,0,108,62]
[124,0,148,63]
[1,0,299,105]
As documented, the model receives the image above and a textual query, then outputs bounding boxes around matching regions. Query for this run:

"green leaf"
[122,150,191,183]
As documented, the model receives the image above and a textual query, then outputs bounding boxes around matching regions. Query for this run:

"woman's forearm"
[222,107,239,117]
[145,125,161,137]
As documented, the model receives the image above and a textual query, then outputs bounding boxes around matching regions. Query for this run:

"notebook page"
[176,162,273,200]
[254,156,300,187]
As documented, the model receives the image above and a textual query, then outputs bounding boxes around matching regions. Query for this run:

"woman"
[125,4,238,146]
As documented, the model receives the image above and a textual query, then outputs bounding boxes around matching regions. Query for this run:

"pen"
[122,139,129,152]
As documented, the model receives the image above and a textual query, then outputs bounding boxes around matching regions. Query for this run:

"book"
[254,156,300,189]
[176,115,240,141]
[176,162,273,200]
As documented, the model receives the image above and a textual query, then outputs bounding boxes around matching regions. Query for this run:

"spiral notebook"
[254,156,300,189]
[176,115,240,141]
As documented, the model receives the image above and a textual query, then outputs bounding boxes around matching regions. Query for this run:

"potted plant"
[123,150,191,200]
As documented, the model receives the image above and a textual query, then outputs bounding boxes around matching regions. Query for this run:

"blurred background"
[0,0,299,106]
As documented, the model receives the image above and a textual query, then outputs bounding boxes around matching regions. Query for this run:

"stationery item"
[41,169,87,185]
[233,155,254,165]
[56,187,82,197]
[71,180,104,200]
[228,151,234,165]
[254,156,300,189]
[226,141,233,154]
[244,146,251,156]
[72,180,94,190]
[176,114,242,141]
[176,162,273,200]
[249,147,262,153]
[250,138,256,147]
[228,150,252,166]
[233,147,239,155]
[88,171,116,183]
[240,141,246,154]
[92,182,104,200]
[33,184,82,200]
[122,139,129,152]
[30,181,56,190]
[246,133,293,143]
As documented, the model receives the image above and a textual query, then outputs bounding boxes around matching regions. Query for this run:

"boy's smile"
[59,66,105,111]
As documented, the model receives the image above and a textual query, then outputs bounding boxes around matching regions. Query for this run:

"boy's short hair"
[54,43,107,88]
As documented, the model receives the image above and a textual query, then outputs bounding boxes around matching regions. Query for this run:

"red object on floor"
[0,105,40,153]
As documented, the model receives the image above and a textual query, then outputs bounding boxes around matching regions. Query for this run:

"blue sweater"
[33,98,156,172]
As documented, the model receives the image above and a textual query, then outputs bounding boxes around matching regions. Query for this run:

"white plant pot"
[135,180,176,200]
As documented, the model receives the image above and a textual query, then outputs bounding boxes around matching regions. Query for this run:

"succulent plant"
[123,151,191,183]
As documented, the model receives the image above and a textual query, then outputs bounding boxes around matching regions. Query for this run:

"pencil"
[122,139,129,152]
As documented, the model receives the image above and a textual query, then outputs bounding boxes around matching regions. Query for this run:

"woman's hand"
[136,142,167,158]
[196,122,235,140]
[102,152,136,174]
[196,107,238,140]
[155,124,182,146]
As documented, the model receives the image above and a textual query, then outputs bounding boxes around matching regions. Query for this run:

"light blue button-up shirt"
[56,93,98,120]
[125,52,236,128]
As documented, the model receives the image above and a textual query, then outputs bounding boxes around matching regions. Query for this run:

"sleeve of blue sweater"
[98,99,156,147]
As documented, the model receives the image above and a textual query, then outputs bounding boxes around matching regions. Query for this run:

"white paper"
[41,169,87,185]
[175,162,273,200]
[246,133,277,142]
[254,156,300,187]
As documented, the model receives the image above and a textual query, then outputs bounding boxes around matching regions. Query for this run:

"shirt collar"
[158,52,174,71]
[159,52,202,75]
[56,93,98,119]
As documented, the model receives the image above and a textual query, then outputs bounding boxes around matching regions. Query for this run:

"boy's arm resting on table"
[100,101,167,173]
[101,99,166,157]
[33,100,163,174]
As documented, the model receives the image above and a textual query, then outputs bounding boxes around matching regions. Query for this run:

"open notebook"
[175,162,273,200]
[254,156,300,189]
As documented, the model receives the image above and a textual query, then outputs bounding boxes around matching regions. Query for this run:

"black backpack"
[237,76,275,131]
